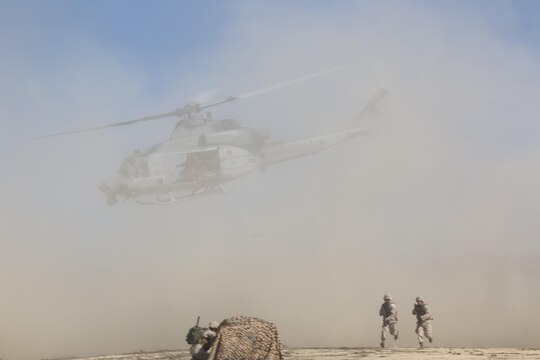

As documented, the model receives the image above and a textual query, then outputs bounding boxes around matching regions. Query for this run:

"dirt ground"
[68,347,540,360]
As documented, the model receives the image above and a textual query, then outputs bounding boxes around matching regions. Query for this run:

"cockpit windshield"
[119,154,149,178]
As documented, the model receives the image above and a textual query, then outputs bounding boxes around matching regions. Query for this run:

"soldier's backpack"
[186,325,205,345]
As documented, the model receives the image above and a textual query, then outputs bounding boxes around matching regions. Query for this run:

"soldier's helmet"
[383,294,392,301]
[208,321,220,330]
[416,296,424,302]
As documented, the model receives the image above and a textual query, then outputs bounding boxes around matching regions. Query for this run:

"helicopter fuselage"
[33,68,384,205]
[99,126,369,205]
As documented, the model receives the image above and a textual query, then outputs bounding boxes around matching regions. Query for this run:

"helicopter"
[36,68,387,205]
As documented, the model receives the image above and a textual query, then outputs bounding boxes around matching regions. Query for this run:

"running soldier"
[412,296,433,349]
[379,294,399,348]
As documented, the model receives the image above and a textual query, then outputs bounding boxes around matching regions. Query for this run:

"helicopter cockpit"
[118,152,149,179]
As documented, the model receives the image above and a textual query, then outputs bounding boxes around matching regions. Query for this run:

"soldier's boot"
[394,331,399,340]
[428,337,433,343]
[380,341,385,348]
[418,342,424,350]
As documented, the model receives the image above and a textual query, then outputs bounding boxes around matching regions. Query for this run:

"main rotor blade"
[32,110,180,139]
[200,66,343,111]
[236,66,342,100]
[34,66,341,139]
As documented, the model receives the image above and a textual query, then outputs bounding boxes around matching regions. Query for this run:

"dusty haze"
[1,2,539,359]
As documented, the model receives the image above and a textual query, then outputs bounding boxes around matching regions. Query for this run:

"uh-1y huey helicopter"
[36,67,387,205]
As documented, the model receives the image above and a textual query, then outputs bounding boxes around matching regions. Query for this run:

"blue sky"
[3,1,540,86]
[1,0,539,139]
[1,1,230,107]
[1,1,539,133]
[4,2,540,53]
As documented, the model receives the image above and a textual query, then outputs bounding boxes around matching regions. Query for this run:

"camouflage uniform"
[190,343,210,360]
[412,296,433,348]
[190,322,219,360]
[379,294,398,348]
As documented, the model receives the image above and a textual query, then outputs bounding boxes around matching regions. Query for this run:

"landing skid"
[135,189,232,205]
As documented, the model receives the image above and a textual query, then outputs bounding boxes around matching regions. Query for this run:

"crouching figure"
[187,320,219,360]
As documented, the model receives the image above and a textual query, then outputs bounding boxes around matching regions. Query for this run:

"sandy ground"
[66,347,540,360]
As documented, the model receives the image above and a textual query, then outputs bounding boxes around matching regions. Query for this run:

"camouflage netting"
[208,316,283,360]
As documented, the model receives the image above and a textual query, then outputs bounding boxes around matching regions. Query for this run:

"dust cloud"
[1,2,539,359]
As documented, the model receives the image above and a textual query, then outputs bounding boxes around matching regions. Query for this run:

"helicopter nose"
[99,175,127,192]
[99,175,128,205]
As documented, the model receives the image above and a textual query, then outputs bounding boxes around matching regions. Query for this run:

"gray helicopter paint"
[36,68,385,205]
[101,125,371,204]
[262,127,369,166]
